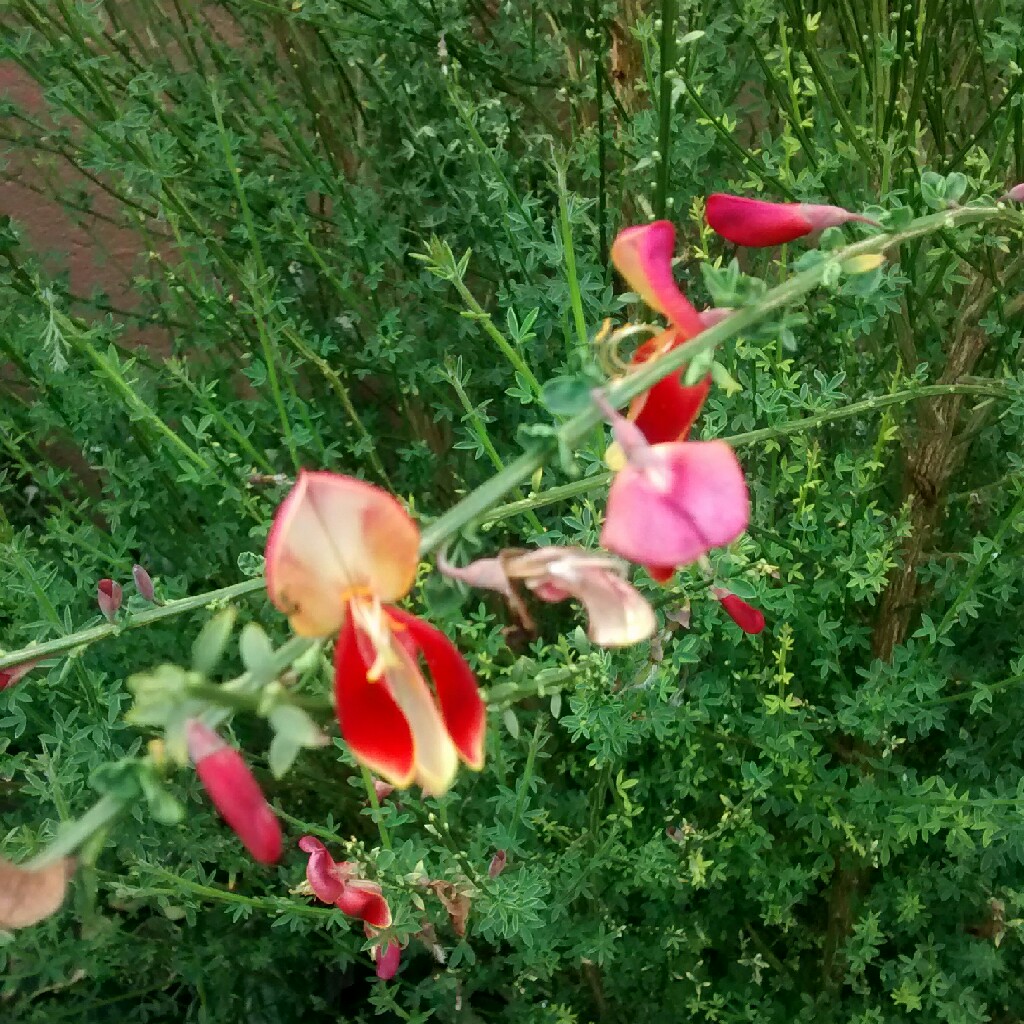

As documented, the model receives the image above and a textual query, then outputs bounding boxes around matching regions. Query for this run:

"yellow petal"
[265,471,419,636]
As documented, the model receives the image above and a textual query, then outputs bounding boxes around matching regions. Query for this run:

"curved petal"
[610,222,706,337]
[334,612,416,788]
[630,372,711,444]
[298,836,346,904]
[644,564,676,584]
[266,471,420,637]
[337,878,392,928]
[601,441,749,567]
[548,564,656,647]
[387,607,485,776]
[715,591,766,635]
[706,194,813,247]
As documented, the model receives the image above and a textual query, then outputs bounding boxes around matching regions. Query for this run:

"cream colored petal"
[383,646,459,798]
[265,471,420,637]
[545,560,656,647]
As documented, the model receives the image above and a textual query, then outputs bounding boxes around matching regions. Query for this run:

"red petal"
[631,373,711,444]
[298,836,345,904]
[717,592,766,635]
[337,880,391,928]
[644,564,676,584]
[334,614,416,787]
[386,607,485,771]
[373,940,402,980]
[706,194,813,247]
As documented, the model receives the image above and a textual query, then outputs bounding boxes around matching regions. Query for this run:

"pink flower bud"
[488,849,507,879]
[714,590,766,635]
[1002,183,1024,202]
[373,939,401,980]
[187,720,282,864]
[0,660,40,692]
[706,193,881,247]
[372,778,395,803]
[97,579,122,622]
[132,564,156,603]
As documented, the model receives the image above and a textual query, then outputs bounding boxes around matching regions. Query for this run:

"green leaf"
[541,374,596,416]
[239,623,275,684]
[268,733,302,779]
[192,607,238,676]
[268,704,324,748]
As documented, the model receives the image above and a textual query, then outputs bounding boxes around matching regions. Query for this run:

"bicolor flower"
[0,659,40,692]
[596,393,749,571]
[439,546,655,647]
[706,193,882,248]
[97,579,122,622]
[187,720,282,864]
[298,836,391,928]
[266,471,484,797]
[713,588,766,635]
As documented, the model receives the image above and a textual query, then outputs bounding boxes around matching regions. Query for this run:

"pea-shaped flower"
[266,472,484,797]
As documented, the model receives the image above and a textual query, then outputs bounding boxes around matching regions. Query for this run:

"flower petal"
[373,940,402,980]
[298,836,346,904]
[715,590,766,635]
[610,222,706,337]
[266,471,420,637]
[387,607,485,775]
[546,563,656,647]
[601,441,749,567]
[706,194,880,247]
[338,878,391,928]
[334,612,417,788]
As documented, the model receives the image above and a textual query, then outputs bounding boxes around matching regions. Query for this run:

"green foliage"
[1,1,1023,1023]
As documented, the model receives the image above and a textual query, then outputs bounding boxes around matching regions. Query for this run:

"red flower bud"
[132,564,156,603]
[706,193,881,248]
[0,660,40,692]
[372,939,401,980]
[714,590,766,635]
[488,849,507,879]
[187,720,282,864]
[97,579,122,622]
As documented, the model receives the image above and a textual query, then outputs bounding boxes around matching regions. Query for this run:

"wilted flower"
[266,471,484,797]
[298,836,391,927]
[713,589,766,635]
[427,879,471,937]
[488,849,507,879]
[0,659,41,692]
[439,546,655,647]
[706,193,882,247]
[596,394,749,571]
[187,720,282,864]
[0,857,74,929]
[97,578,122,622]
[132,564,156,603]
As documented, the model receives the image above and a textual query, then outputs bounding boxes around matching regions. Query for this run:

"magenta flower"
[372,939,401,980]
[713,589,766,635]
[187,720,282,864]
[97,579,122,622]
[298,836,391,928]
[596,395,749,570]
[706,194,881,247]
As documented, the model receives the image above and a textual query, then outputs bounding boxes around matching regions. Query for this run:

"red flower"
[298,836,391,928]
[0,659,40,692]
[187,720,282,864]
[265,471,485,796]
[372,940,401,980]
[714,589,766,635]
[706,193,881,247]
[97,579,122,622]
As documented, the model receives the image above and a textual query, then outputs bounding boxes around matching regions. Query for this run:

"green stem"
[24,794,124,869]
[360,766,392,850]
[654,0,678,219]
[555,157,590,362]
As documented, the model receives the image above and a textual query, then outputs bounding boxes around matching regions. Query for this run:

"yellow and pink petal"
[265,471,420,637]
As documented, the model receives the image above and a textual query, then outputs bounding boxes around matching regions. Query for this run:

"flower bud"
[1001,183,1024,202]
[0,659,40,692]
[706,193,881,247]
[488,849,507,879]
[372,778,395,803]
[373,939,401,980]
[714,590,766,635]
[187,720,282,864]
[97,579,122,622]
[132,564,156,603]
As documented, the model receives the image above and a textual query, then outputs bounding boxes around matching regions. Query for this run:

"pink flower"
[596,394,749,571]
[372,939,401,980]
[713,589,766,635]
[439,547,655,647]
[298,836,391,928]
[372,778,395,803]
[97,579,122,622]
[488,850,507,879]
[0,659,41,692]
[132,564,156,603]
[1002,183,1024,202]
[187,720,282,864]
[706,194,882,247]
[265,471,484,797]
